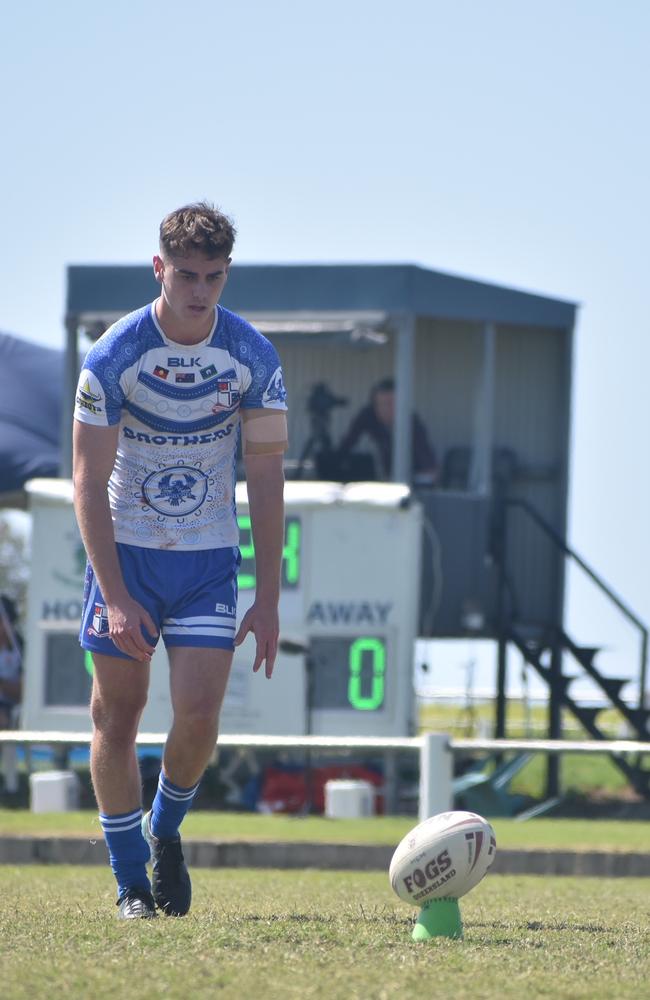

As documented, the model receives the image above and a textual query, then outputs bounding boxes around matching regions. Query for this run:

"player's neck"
[154,296,214,346]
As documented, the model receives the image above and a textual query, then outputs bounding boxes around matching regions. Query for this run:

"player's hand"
[234,600,279,678]
[107,597,158,662]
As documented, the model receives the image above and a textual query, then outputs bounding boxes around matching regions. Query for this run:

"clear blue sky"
[2,2,649,665]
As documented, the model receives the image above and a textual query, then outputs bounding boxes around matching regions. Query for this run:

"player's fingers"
[234,620,249,646]
[252,639,266,673]
[264,649,276,679]
[140,609,159,642]
[120,626,152,661]
[263,636,278,679]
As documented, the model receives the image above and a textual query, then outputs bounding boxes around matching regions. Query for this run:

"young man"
[73,202,288,919]
[337,377,438,486]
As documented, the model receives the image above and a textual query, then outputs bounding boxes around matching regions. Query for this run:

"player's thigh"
[167,646,233,720]
[90,652,151,715]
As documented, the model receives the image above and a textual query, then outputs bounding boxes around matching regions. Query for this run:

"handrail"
[1,730,649,754]
[503,497,649,712]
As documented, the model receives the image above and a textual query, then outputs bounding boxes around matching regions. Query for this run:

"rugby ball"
[389,810,496,906]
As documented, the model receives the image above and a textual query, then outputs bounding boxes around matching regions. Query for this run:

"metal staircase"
[494,498,650,798]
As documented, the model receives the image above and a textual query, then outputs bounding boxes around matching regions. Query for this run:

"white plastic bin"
[29,770,81,812]
[324,779,374,818]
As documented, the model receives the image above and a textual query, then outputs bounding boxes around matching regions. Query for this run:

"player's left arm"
[234,409,288,678]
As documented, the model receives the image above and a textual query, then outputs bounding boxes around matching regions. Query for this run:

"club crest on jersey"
[142,465,209,517]
[153,365,169,380]
[88,603,109,637]
[76,376,103,414]
[262,366,287,406]
[211,376,241,412]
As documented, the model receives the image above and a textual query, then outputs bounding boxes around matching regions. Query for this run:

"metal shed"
[64,261,577,648]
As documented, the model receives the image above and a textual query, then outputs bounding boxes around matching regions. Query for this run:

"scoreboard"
[22,480,422,737]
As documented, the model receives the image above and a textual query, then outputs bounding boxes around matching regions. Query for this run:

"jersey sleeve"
[74,359,125,426]
[240,337,288,412]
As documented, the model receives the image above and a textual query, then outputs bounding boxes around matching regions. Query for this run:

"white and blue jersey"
[74,302,287,552]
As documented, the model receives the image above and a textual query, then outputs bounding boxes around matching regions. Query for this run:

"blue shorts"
[80,543,241,659]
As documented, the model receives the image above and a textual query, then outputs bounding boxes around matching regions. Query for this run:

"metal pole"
[392,313,415,484]
[546,642,563,797]
[418,732,453,820]
[494,496,508,739]
[60,316,79,479]
[470,321,495,494]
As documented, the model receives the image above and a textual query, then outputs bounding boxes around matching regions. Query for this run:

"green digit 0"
[282,519,301,586]
[238,515,256,590]
[347,637,385,711]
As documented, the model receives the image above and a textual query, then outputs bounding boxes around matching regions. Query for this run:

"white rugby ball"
[389,810,496,906]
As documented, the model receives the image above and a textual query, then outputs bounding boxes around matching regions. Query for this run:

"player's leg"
[90,652,155,915]
[80,546,162,918]
[142,646,232,915]
[162,645,233,788]
[142,545,238,915]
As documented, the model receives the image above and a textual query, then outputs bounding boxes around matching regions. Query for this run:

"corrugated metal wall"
[268,318,570,635]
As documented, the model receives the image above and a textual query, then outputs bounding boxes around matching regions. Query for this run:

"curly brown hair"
[159,201,236,259]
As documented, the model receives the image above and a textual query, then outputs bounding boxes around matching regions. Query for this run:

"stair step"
[598,677,629,702]
[570,705,604,734]
[627,709,650,738]
[569,646,600,667]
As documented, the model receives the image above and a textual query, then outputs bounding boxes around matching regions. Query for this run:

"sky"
[1,1,648,697]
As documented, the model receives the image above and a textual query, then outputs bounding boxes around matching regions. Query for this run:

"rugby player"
[73,202,287,918]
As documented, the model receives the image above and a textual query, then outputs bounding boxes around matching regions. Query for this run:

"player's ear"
[153,255,164,283]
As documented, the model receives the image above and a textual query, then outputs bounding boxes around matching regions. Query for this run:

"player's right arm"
[73,420,157,661]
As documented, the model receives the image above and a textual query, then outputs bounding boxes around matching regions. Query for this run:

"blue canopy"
[0,332,62,495]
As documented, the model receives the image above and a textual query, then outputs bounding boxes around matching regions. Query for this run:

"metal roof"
[66,263,577,330]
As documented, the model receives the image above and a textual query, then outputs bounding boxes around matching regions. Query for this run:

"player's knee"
[173,704,220,742]
[91,691,146,739]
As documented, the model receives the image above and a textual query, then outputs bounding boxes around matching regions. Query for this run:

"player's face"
[373,388,395,426]
[153,252,230,337]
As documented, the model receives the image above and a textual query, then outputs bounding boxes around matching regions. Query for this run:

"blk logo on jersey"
[168,357,202,367]
[88,603,109,637]
[142,465,209,517]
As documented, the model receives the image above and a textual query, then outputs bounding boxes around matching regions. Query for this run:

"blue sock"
[99,808,151,898]
[150,771,200,840]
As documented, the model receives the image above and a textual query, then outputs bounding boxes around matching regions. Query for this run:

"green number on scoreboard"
[238,515,256,590]
[347,636,386,710]
[237,515,301,591]
[282,518,301,586]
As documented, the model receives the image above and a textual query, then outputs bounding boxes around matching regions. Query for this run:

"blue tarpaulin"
[0,332,61,494]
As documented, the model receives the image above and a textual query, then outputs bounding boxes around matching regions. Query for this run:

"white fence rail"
[1,731,648,819]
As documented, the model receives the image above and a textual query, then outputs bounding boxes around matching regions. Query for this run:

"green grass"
[418,699,633,741]
[1,866,648,1000]
[1,810,649,852]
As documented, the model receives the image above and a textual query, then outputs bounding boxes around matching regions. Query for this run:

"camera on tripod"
[297,382,348,479]
[306,382,348,422]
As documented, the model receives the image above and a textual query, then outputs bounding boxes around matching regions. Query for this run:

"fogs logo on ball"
[402,849,455,901]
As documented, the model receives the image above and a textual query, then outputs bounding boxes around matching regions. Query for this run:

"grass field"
[1,810,649,851]
[1,866,648,1000]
